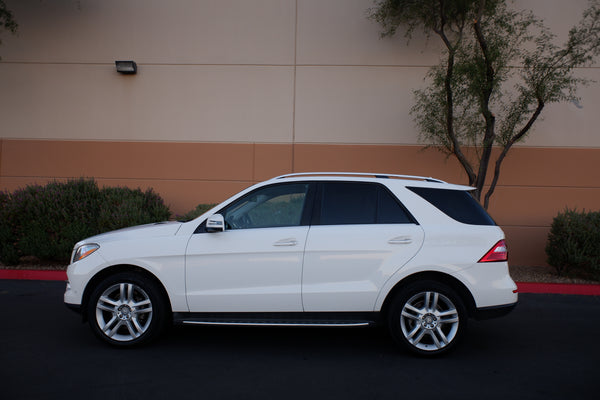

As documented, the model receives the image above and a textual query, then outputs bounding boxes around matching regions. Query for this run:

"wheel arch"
[380,271,477,320]
[80,264,172,322]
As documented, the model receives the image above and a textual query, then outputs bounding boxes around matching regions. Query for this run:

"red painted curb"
[0,269,67,281]
[516,282,600,296]
[1,270,599,295]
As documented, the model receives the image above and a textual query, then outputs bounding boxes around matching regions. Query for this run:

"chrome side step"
[182,320,372,328]
[173,312,380,328]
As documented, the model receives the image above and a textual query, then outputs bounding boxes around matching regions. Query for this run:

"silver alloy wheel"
[400,291,460,352]
[95,282,154,342]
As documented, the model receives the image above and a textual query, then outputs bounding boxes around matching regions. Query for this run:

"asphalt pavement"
[1,280,598,400]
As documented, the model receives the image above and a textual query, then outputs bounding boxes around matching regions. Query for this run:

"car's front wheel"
[87,272,169,346]
[388,281,467,356]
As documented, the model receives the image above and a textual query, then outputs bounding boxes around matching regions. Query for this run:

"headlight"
[72,243,100,263]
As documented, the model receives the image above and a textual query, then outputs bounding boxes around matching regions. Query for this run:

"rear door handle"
[388,236,412,245]
[274,238,298,247]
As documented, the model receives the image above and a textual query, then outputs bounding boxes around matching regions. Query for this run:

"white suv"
[64,173,517,356]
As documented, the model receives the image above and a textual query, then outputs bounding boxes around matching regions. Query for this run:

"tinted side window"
[320,182,377,225]
[221,183,310,229]
[407,187,496,226]
[318,182,415,225]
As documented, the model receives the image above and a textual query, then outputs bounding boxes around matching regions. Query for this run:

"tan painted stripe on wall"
[1,139,599,266]
[0,140,295,213]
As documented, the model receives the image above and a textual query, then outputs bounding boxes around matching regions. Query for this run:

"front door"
[185,182,313,312]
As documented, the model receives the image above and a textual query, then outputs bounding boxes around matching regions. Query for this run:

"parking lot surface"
[1,280,598,399]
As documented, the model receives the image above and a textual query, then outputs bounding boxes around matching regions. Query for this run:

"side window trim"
[300,182,317,226]
[377,185,419,225]
[310,182,324,226]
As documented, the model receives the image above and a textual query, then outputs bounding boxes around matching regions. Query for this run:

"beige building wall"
[1,0,599,266]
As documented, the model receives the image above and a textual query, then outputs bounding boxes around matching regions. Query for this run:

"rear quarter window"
[407,187,496,226]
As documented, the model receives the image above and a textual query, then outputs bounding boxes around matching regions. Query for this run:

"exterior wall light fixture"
[115,61,137,74]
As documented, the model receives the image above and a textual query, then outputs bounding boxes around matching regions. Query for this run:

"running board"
[173,312,380,328]
[182,320,372,327]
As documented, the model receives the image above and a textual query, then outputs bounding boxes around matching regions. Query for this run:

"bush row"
[0,179,171,265]
[177,203,217,221]
[546,208,600,280]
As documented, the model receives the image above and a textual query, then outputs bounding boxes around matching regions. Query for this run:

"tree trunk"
[483,99,545,209]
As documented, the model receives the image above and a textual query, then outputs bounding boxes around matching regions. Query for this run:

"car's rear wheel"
[87,272,169,346]
[388,281,466,356]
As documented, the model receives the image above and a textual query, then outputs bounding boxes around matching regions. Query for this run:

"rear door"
[302,182,424,311]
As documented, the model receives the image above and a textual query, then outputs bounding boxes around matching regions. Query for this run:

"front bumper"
[63,279,82,308]
[65,301,82,314]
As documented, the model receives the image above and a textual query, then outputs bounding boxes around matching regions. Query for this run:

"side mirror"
[206,214,225,232]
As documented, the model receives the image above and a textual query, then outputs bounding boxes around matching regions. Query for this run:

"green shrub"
[0,191,19,265]
[1,179,100,263]
[178,203,217,221]
[0,179,171,265]
[97,187,171,233]
[546,208,600,280]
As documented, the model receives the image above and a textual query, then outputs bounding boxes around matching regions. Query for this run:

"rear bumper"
[474,301,517,320]
[454,261,518,309]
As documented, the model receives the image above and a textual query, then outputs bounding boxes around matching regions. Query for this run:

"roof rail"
[273,172,446,184]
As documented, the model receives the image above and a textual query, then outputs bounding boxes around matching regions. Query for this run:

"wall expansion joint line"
[291,0,298,173]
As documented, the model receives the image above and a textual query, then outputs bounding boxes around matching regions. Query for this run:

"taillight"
[479,240,508,263]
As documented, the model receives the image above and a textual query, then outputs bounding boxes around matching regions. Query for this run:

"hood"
[76,221,183,246]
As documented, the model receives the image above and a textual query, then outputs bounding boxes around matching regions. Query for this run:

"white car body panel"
[185,226,309,312]
[65,222,190,312]
[302,223,424,311]
[373,222,517,310]
[451,261,517,308]
[77,221,183,244]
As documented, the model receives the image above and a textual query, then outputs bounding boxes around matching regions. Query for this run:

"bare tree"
[368,0,600,208]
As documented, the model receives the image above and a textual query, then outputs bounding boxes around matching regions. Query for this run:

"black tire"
[87,272,169,346]
[388,280,467,356]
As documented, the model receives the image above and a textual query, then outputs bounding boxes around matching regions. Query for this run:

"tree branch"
[432,1,476,186]
[483,99,545,209]
[472,0,497,201]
